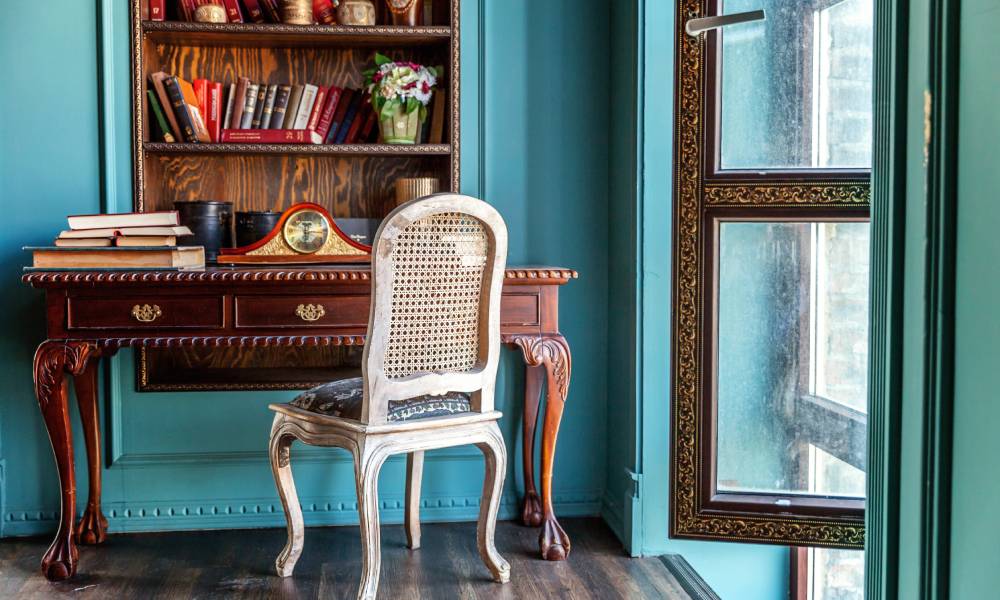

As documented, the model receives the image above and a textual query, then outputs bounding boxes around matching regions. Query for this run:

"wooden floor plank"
[0,518,712,599]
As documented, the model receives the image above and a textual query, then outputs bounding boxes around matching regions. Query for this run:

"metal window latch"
[685,9,766,36]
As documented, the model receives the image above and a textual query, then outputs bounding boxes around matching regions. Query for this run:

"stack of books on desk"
[27,211,205,270]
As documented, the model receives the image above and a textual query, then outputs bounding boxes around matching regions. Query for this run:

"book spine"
[259,84,279,129]
[147,90,176,143]
[164,77,199,143]
[334,91,363,144]
[179,0,197,20]
[306,86,327,132]
[325,88,355,143]
[429,89,446,143]
[242,0,266,22]
[193,79,209,130]
[222,0,244,22]
[151,73,184,140]
[149,0,166,21]
[292,84,319,130]
[312,0,336,24]
[282,85,305,129]
[179,78,212,142]
[313,86,342,143]
[229,77,249,129]
[221,83,236,133]
[208,82,223,142]
[269,84,292,129]
[260,0,281,22]
[250,84,268,129]
[240,83,260,129]
[220,129,317,144]
[344,103,370,144]
[360,104,378,142]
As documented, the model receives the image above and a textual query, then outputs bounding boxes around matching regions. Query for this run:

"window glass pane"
[715,222,868,497]
[719,0,873,169]
[807,547,864,600]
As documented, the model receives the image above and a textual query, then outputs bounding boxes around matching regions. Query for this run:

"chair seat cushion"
[289,377,471,422]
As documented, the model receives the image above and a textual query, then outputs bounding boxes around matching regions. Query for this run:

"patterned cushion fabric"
[289,377,471,422]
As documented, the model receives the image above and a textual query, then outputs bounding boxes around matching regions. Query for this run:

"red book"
[208,82,223,142]
[260,0,281,22]
[313,86,343,143]
[220,129,322,144]
[149,0,166,21]
[193,79,210,132]
[345,103,371,144]
[325,88,355,143]
[306,86,328,132]
[222,0,244,22]
[313,0,336,24]
[179,0,197,20]
[242,0,266,22]
[361,106,378,142]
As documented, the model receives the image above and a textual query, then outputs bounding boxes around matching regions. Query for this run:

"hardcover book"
[240,83,261,129]
[344,103,371,144]
[222,83,237,132]
[220,129,322,144]
[334,91,364,144]
[163,77,200,143]
[313,86,343,142]
[28,246,205,270]
[292,84,319,131]
[149,0,166,21]
[177,78,212,142]
[222,0,244,22]
[229,77,250,129]
[59,225,193,239]
[67,211,180,231]
[150,72,183,141]
[306,86,328,133]
[115,235,177,247]
[147,90,176,143]
[250,84,268,129]
[326,88,356,144]
[260,0,281,22]
[259,84,279,129]
[242,0,266,22]
[208,82,223,142]
[269,84,293,129]
[55,238,113,248]
[282,85,305,130]
[179,0,197,21]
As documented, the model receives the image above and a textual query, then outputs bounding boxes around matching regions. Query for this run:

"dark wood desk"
[24,265,577,581]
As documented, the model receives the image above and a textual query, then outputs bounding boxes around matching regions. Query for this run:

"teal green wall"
[948,0,1000,595]
[602,2,790,599]
[2,0,609,537]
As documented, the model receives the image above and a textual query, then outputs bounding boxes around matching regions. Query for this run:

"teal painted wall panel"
[2,0,607,537]
[949,0,1000,596]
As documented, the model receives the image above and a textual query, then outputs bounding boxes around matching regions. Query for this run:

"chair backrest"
[360,194,508,424]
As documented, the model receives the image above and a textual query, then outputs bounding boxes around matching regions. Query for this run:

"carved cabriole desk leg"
[509,334,573,561]
[73,353,108,545]
[33,340,99,581]
[520,365,544,527]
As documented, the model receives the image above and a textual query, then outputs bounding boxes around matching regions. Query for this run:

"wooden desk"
[24,266,577,581]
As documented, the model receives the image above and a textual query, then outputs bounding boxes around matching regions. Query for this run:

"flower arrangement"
[364,53,438,144]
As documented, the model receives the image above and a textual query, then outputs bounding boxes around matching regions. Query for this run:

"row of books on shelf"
[27,212,204,271]
[149,0,338,24]
[149,72,385,145]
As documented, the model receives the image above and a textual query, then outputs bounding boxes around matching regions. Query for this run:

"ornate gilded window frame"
[669,0,870,549]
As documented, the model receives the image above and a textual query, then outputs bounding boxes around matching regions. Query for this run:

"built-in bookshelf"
[130,1,459,218]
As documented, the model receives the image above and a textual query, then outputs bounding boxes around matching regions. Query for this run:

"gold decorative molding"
[669,0,866,548]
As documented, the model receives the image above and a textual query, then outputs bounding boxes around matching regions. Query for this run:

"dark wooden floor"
[0,518,701,599]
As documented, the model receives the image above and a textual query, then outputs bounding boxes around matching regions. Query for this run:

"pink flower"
[421,82,430,93]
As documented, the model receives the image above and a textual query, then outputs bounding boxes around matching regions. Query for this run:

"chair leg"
[269,415,304,578]
[355,444,388,600]
[405,450,424,550]
[476,422,511,584]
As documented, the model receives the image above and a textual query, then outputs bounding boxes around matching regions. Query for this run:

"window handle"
[685,9,766,36]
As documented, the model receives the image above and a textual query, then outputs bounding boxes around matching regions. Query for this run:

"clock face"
[282,209,331,254]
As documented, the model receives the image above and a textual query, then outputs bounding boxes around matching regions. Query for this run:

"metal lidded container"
[235,210,282,248]
[174,201,233,262]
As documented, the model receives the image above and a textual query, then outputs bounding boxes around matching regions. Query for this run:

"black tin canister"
[235,210,282,248]
[174,200,233,262]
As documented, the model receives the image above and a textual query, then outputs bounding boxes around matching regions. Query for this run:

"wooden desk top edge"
[22,266,579,288]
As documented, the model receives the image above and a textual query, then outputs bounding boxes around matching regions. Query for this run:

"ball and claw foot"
[41,538,78,581]
[521,491,543,528]
[75,505,108,545]
[539,518,571,561]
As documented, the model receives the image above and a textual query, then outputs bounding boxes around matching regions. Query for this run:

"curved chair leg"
[270,415,304,578]
[476,423,511,584]
[355,444,389,600]
[405,451,424,550]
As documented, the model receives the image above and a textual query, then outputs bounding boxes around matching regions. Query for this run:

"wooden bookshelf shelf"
[143,143,452,156]
[142,21,452,48]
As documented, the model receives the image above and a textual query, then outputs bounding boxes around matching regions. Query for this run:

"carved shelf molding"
[143,143,452,157]
[142,20,452,47]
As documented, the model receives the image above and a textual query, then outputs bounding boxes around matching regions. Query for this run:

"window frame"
[669,0,870,549]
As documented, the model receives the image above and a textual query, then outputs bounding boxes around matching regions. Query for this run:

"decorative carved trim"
[142,21,452,37]
[504,334,571,401]
[670,0,866,548]
[33,341,99,407]
[23,267,577,287]
[113,335,368,350]
[703,183,871,206]
[143,143,452,155]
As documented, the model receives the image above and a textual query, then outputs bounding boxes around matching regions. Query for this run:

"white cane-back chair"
[267,194,510,600]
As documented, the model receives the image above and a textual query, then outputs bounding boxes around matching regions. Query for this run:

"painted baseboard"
[2,491,602,538]
[601,489,626,542]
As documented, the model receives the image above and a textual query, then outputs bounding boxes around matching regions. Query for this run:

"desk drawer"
[235,295,369,328]
[67,296,224,330]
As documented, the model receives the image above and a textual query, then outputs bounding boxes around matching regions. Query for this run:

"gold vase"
[379,104,423,144]
[281,0,313,24]
[336,0,377,26]
[194,4,228,23]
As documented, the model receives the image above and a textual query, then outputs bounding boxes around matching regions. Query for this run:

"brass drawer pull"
[132,304,162,323]
[295,304,326,322]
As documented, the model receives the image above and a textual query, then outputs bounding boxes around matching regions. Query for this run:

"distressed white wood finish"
[268,195,510,600]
